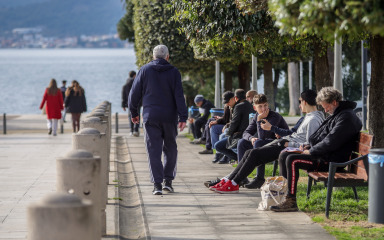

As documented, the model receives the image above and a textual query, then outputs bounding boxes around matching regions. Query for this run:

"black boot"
[218,156,230,164]
[212,153,223,163]
[244,178,265,189]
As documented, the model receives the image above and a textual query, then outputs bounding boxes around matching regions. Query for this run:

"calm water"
[0,48,137,114]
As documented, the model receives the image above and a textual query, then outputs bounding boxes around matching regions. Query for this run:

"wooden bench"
[306,132,373,218]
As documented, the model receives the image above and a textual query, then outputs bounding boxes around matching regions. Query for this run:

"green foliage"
[0,0,123,37]
[268,0,382,42]
[117,0,135,42]
[235,0,268,14]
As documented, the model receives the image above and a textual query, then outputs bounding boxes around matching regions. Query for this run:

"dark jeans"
[201,118,216,150]
[279,152,328,197]
[214,137,238,160]
[237,138,274,180]
[192,118,207,139]
[228,144,286,184]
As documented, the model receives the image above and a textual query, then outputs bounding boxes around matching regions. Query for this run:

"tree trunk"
[273,68,280,110]
[263,60,275,110]
[224,71,232,91]
[369,35,384,148]
[313,39,332,91]
[238,62,250,91]
[288,62,300,116]
[327,47,335,84]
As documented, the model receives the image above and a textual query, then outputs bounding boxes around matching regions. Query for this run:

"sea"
[0,48,138,114]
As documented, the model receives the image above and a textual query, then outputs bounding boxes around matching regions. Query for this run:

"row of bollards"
[27,101,112,240]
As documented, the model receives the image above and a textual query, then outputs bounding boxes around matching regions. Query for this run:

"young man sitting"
[209,89,324,193]
[237,94,289,188]
[271,87,362,212]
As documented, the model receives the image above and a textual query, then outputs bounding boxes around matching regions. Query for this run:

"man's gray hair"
[153,45,169,59]
[316,87,343,104]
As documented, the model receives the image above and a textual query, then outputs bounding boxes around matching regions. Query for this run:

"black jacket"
[309,101,362,163]
[243,110,288,141]
[197,99,215,122]
[65,89,87,113]
[122,77,135,108]
[216,105,231,125]
[226,99,255,148]
[128,58,188,123]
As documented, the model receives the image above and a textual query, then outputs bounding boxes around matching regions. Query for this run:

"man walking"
[129,45,188,195]
[122,70,140,136]
[60,80,67,122]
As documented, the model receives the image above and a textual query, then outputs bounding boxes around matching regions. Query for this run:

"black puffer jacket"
[65,89,87,113]
[197,99,215,122]
[309,101,362,163]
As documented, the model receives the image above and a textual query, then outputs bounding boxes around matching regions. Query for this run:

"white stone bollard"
[27,193,98,240]
[81,117,110,163]
[56,149,102,237]
[72,128,108,235]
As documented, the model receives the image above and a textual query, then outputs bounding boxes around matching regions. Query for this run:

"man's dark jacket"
[243,110,288,141]
[226,99,255,148]
[122,77,134,108]
[309,101,362,163]
[197,99,215,122]
[128,58,188,123]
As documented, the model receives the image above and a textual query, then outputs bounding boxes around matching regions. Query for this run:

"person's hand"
[209,121,217,128]
[284,142,289,147]
[257,108,269,121]
[178,122,186,131]
[188,118,194,124]
[275,133,281,139]
[131,116,139,124]
[251,137,258,145]
[302,150,310,155]
[260,119,272,131]
[123,107,126,111]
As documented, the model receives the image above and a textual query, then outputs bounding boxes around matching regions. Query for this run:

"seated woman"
[209,89,325,193]
[271,87,362,212]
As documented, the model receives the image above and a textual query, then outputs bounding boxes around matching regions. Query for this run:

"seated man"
[214,89,255,164]
[271,87,362,212]
[199,105,231,154]
[189,95,215,143]
[238,94,289,189]
[209,89,324,193]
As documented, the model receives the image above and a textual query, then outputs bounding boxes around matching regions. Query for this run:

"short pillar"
[27,193,98,240]
[56,150,102,237]
[72,128,108,234]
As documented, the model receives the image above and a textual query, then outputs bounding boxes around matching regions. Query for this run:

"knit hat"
[194,95,204,104]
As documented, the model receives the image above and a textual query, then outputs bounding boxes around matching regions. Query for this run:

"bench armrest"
[328,154,369,181]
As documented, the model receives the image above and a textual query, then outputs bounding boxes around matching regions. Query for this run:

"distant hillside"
[0,0,124,37]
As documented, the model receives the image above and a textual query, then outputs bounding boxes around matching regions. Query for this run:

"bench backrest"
[349,132,374,181]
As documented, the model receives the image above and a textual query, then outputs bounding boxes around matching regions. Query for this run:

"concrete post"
[252,55,258,92]
[56,150,102,237]
[27,193,98,240]
[81,117,111,174]
[72,128,108,234]
[86,112,110,142]
[215,60,221,108]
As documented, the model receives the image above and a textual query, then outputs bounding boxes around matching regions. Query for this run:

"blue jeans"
[214,137,238,160]
[210,124,224,149]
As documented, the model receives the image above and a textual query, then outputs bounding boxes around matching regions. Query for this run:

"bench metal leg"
[352,187,359,202]
[307,176,313,199]
[326,162,337,218]
[272,160,278,177]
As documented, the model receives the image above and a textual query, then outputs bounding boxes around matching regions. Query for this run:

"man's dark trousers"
[193,118,207,139]
[143,121,178,184]
[237,139,273,180]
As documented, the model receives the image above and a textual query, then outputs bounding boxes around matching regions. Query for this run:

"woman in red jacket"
[39,79,63,136]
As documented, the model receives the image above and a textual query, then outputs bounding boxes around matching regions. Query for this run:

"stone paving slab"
[126,133,335,240]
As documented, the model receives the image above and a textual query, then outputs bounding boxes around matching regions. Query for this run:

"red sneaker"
[209,179,226,191]
[215,181,239,194]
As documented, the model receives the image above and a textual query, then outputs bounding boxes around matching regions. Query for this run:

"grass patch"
[247,164,384,239]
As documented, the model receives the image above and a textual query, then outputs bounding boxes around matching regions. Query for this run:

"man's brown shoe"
[270,196,299,212]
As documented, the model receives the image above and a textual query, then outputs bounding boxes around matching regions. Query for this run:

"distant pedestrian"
[122,70,141,136]
[60,80,67,122]
[129,45,188,195]
[39,78,64,136]
[65,80,87,133]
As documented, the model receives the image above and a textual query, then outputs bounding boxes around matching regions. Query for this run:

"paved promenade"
[0,114,333,240]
